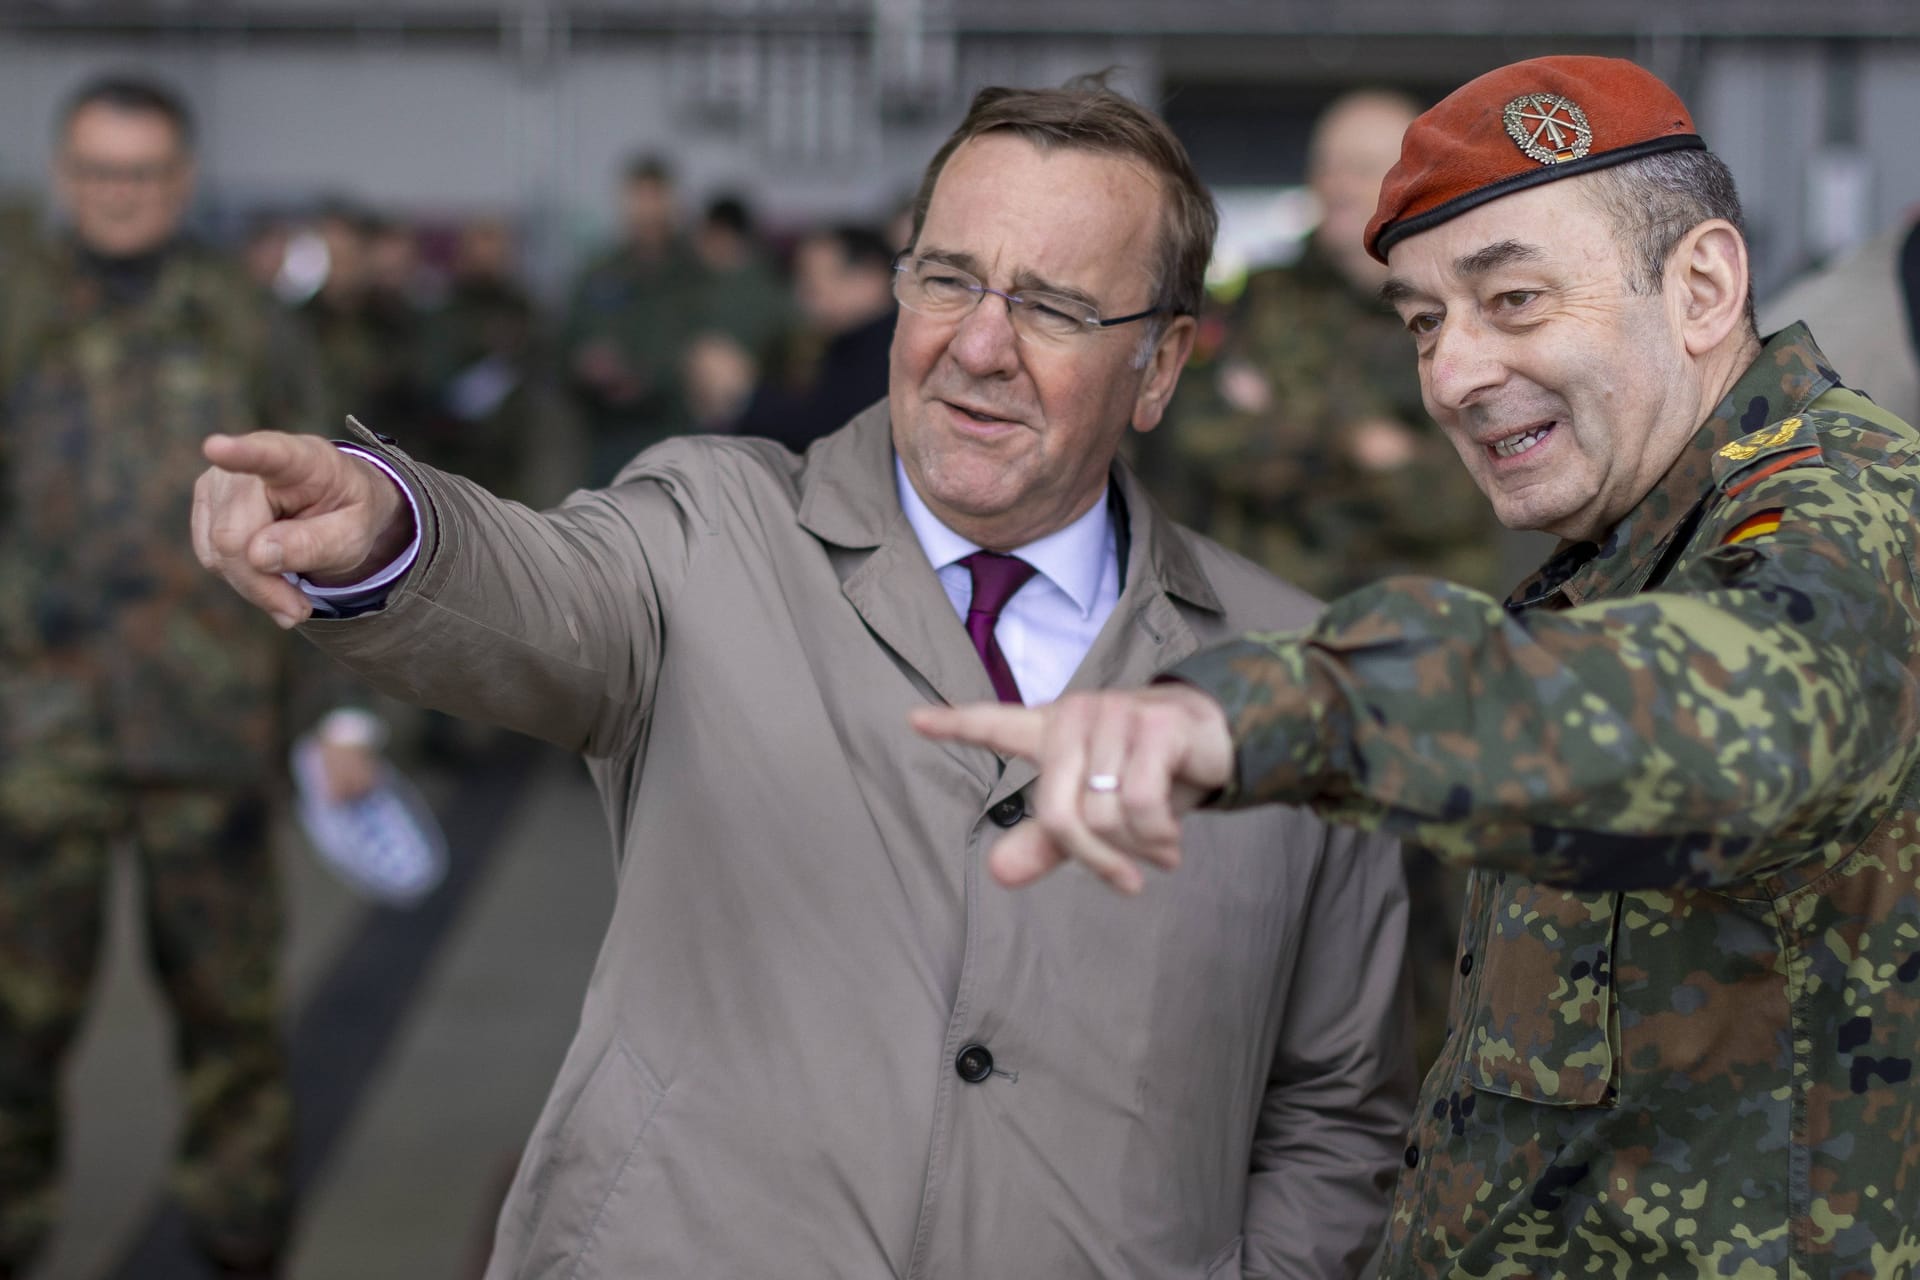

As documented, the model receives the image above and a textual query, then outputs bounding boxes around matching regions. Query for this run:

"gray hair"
[1579,149,1756,332]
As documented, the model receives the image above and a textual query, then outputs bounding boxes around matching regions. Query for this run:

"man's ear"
[1668,219,1750,357]
[1130,313,1199,435]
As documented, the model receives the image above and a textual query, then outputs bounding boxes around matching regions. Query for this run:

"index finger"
[910,702,1046,761]
[202,431,331,487]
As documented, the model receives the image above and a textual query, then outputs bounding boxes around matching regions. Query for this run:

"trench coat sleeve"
[299,430,721,757]
[1239,822,1416,1279]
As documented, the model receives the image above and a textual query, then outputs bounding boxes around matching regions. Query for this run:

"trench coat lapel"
[796,402,1005,717]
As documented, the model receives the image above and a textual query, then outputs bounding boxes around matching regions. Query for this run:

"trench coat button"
[988,795,1024,828]
[1404,1144,1420,1169]
[1459,953,1474,976]
[955,1043,994,1083]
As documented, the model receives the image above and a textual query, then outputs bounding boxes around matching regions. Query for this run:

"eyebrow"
[1378,238,1547,308]
[1455,239,1545,278]
[1378,277,1421,308]
[913,245,1104,312]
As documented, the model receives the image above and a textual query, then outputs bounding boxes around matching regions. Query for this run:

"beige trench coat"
[307,405,1415,1278]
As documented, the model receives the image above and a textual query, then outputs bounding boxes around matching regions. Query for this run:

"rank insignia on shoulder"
[1723,508,1783,547]
[1719,417,1804,462]
[1713,416,1825,495]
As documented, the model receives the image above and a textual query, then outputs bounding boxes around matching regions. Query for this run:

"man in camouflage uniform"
[0,76,321,1279]
[559,155,706,486]
[1158,89,1500,603]
[922,56,1920,1277]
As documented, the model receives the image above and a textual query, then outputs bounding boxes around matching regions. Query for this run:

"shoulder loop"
[1711,415,1826,495]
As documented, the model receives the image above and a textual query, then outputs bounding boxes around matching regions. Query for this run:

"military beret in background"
[1366,55,1706,260]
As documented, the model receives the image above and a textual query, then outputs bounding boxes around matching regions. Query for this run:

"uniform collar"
[1506,322,1839,610]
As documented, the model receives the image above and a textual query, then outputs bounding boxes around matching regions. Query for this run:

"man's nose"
[946,292,1022,378]
[1425,318,1507,414]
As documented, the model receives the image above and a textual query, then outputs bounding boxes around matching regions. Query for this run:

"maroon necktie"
[960,550,1038,704]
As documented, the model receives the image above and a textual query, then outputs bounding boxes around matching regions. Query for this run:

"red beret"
[1366,56,1704,262]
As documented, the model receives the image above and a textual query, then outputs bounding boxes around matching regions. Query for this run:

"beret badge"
[1503,93,1593,164]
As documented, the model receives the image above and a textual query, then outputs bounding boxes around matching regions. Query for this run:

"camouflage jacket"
[1151,244,1501,598]
[1174,325,1920,1278]
[560,240,705,444]
[0,239,323,791]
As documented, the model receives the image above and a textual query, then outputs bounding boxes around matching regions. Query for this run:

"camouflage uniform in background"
[1154,241,1501,600]
[692,248,793,375]
[1174,324,1920,1278]
[415,274,541,501]
[1153,241,1502,1076]
[560,240,705,486]
[300,287,423,442]
[0,239,321,1273]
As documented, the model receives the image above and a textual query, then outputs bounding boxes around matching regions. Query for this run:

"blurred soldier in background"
[728,224,896,453]
[0,75,329,1280]
[298,204,423,438]
[415,217,541,501]
[1159,89,1501,601]
[560,154,704,485]
[688,193,791,375]
[1161,89,1499,1074]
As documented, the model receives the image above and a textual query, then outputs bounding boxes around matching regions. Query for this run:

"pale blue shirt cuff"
[288,445,422,617]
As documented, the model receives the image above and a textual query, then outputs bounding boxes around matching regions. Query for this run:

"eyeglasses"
[891,251,1164,345]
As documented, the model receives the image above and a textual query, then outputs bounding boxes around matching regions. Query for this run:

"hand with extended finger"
[909,683,1235,895]
[192,431,414,630]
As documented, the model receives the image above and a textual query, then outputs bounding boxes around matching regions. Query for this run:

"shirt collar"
[894,455,1114,618]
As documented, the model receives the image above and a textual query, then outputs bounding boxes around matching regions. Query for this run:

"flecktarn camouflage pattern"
[0,240,312,1272]
[1175,325,1920,1278]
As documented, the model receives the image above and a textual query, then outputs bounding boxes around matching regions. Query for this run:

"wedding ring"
[1086,774,1121,793]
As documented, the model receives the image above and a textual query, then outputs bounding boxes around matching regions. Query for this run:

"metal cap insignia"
[1503,93,1593,164]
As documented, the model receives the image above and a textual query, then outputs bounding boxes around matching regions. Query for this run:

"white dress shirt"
[894,456,1119,706]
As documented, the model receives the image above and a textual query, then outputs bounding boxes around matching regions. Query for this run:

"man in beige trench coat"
[192,82,1415,1279]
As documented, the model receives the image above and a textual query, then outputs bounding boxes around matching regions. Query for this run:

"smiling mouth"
[946,401,1017,426]
[1490,424,1553,459]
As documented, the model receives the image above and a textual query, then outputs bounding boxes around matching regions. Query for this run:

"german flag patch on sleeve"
[1723,508,1784,546]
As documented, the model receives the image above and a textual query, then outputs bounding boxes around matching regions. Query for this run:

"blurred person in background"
[1161,88,1499,1077]
[239,213,290,293]
[728,223,897,453]
[689,193,791,374]
[298,204,424,437]
[0,74,372,1280]
[194,79,1414,1278]
[560,154,704,485]
[414,216,541,501]
[360,215,431,424]
[1761,211,1920,426]
[1158,89,1500,602]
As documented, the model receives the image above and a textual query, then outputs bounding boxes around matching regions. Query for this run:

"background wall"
[2,5,1916,297]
